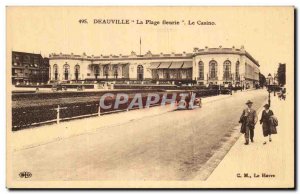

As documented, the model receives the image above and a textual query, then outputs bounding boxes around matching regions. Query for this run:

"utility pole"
[267,74,272,107]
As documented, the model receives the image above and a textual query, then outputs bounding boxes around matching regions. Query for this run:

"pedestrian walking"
[260,104,278,145]
[239,100,258,145]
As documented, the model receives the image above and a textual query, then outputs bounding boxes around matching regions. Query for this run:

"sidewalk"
[11,94,232,151]
[204,95,294,188]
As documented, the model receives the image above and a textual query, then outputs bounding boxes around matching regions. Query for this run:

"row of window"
[52,61,241,81]
[12,69,48,76]
[13,62,40,67]
[198,60,240,80]
[14,55,41,62]
[52,64,144,80]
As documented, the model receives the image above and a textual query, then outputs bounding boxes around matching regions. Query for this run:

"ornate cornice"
[49,46,260,67]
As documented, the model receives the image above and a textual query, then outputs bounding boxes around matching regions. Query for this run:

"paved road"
[12,90,267,181]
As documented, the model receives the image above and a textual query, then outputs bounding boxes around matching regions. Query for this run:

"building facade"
[12,51,50,84]
[49,46,260,87]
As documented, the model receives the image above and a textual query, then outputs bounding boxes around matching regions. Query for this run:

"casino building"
[49,45,260,88]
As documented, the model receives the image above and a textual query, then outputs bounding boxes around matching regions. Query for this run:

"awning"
[169,62,184,69]
[157,62,171,69]
[148,62,161,69]
[181,61,193,69]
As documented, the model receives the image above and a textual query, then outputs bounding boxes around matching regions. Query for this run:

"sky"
[7,6,294,76]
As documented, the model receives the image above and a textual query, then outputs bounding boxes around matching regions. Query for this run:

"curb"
[193,98,268,181]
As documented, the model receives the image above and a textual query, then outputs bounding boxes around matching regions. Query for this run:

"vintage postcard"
[6,6,294,188]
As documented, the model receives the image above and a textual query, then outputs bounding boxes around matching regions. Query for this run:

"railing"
[151,78,193,81]
[12,89,225,131]
[223,77,233,81]
[197,77,205,80]
[12,93,172,130]
[208,76,218,80]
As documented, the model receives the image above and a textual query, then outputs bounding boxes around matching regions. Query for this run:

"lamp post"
[267,73,272,106]
[206,73,208,84]
[274,73,277,96]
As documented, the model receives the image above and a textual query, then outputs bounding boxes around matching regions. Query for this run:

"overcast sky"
[7,6,294,76]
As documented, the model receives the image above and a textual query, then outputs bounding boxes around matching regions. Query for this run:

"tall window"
[177,69,182,79]
[103,65,109,79]
[235,61,240,81]
[122,64,129,78]
[198,61,204,80]
[53,64,58,80]
[223,60,231,80]
[163,70,170,79]
[137,65,144,80]
[186,69,192,79]
[94,65,100,79]
[209,60,218,79]
[152,69,159,79]
[63,64,70,80]
[113,65,118,79]
[172,69,178,79]
[74,64,80,81]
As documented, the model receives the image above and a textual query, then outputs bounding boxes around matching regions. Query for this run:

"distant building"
[49,46,260,88]
[12,51,49,84]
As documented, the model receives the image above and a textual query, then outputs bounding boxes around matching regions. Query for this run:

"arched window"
[74,64,80,81]
[103,65,109,79]
[209,60,218,79]
[63,64,70,80]
[53,64,58,80]
[223,60,231,80]
[137,65,144,80]
[235,61,240,81]
[113,65,118,79]
[198,61,204,80]
[94,65,100,79]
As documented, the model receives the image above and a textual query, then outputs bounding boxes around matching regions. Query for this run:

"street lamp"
[267,73,272,106]
[274,73,277,96]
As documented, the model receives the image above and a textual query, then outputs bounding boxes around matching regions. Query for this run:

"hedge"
[12,89,226,130]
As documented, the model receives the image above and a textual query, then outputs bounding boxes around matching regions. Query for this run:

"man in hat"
[239,100,258,145]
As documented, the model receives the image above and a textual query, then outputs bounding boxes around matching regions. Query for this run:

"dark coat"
[260,110,277,136]
[239,108,258,133]
[269,115,278,134]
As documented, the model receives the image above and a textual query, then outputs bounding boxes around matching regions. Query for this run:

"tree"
[277,63,286,86]
[259,72,266,87]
